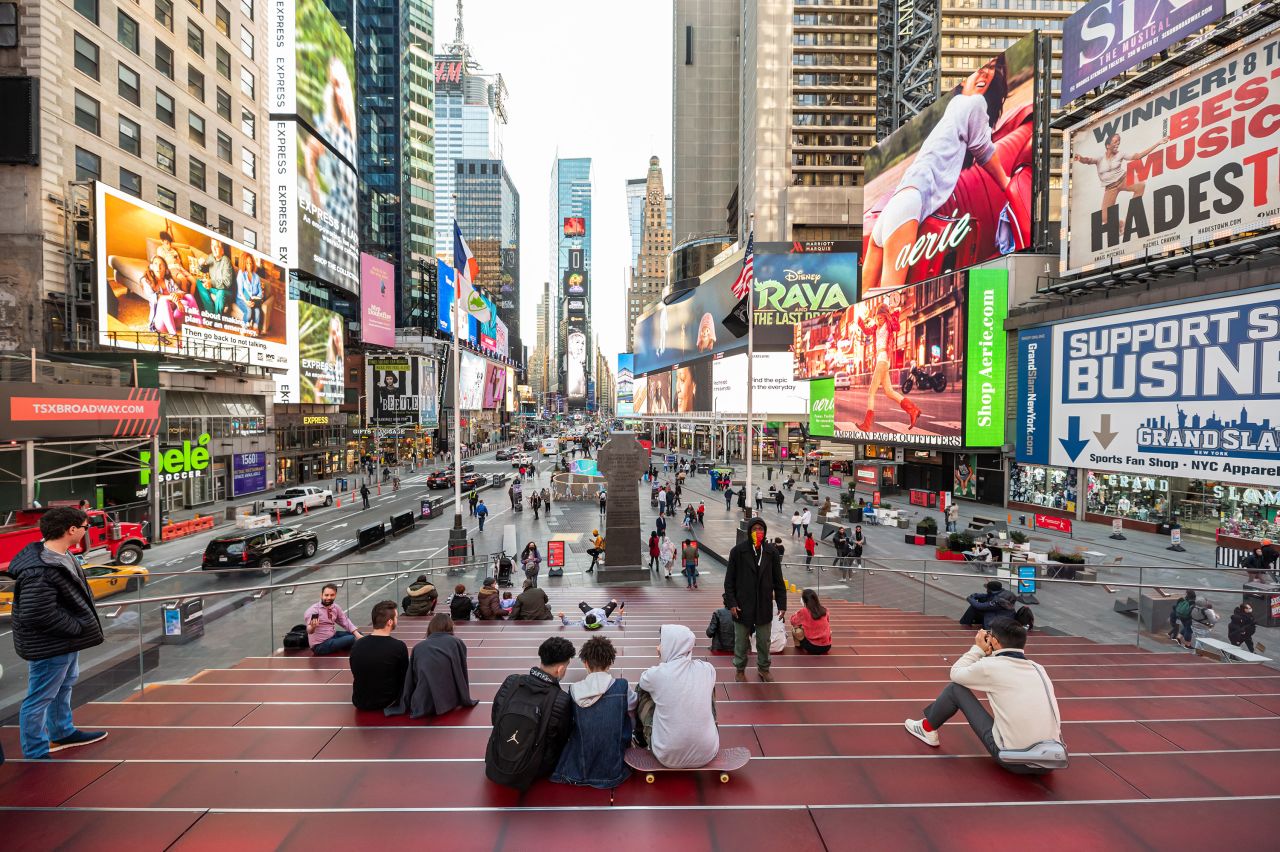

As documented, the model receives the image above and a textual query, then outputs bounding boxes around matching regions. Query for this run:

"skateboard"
[624,746,751,784]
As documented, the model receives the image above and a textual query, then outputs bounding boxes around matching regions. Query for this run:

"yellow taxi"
[0,563,149,616]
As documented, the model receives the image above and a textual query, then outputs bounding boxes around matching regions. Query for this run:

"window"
[118,115,142,156]
[157,138,176,174]
[242,227,257,249]
[188,0,203,9]
[156,89,175,126]
[74,147,100,181]
[157,185,177,212]
[155,40,174,78]
[119,168,141,197]
[75,0,97,24]
[187,65,205,101]
[117,11,139,54]
[217,172,232,204]
[74,33,99,80]
[216,44,231,79]
[241,186,256,217]
[240,147,255,178]
[216,215,233,236]
[215,2,230,35]
[217,130,232,162]
[117,63,141,105]
[187,21,204,57]
[216,87,232,120]
[189,156,206,191]
[73,90,100,135]
[240,107,254,139]
[154,0,172,30]
[0,3,14,47]
[190,200,208,225]
[239,65,254,99]
[238,25,253,59]
[240,0,252,19]
[188,111,205,146]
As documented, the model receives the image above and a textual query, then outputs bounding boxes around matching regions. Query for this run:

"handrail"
[778,556,1254,575]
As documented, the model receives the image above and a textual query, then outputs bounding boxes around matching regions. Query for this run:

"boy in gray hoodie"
[636,624,720,768]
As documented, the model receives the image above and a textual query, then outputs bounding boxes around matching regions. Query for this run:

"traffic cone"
[336,496,342,508]
[303,502,309,514]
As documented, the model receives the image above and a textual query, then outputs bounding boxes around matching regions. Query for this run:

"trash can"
[848,507,863,523]
[161,598,205,645]
[421,498,436,519]
[1244,582,1280,628]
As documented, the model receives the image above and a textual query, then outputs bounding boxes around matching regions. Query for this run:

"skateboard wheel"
[720,773,729,783]
[645,774,655,784]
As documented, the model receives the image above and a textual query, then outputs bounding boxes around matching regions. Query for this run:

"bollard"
[470,538,475,556]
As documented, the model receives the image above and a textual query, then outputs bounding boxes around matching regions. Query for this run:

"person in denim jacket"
[551,637,635,788]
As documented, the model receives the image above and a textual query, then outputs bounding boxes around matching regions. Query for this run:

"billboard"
[964,269,1009,447]
[861,33,1037,299]
[753,243,859,347]
[711,352,810,415]
[436,261,479,344]
[95,183,292,370]
[634,370,671,415]
[566,329,587,401]
[231,452,268,497]
[564,270,587,297]
[270,120,360,291]
[1063,33,1280,276]
[616,353,635,416]
[633,269,742,375]
[421,359,440,428]
[459,352,486,410]
[563,217,586,238]
[0,384,162,441]
[669,358,713,413]
[482,363,507,409]
[360,253,395,347]
[435,59,465,89]
[1016,288,1280,487]
[368,356,424,426]
[476,292,499,353]
[297,302,345,404]
[793,272,967,446]
[1060,0,1225,105]
[268,0,357,164]
[809,378,836,438]
[499,247,518,317]
[505,367,516,413]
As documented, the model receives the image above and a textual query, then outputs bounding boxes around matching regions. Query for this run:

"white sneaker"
[904,719,940,747]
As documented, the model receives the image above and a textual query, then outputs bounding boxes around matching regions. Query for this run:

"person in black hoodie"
[723,516,787,682]
[1228,603,1258,654]
[10,507,109,758]
[486,636,575,791]
[449,584,476,621]
[705,605,736,652]
[959,580,1018,628]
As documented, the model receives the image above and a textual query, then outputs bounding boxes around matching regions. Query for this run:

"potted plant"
[910,514,938,547]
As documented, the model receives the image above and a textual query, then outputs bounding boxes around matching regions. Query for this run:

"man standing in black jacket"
[724,517,787,683]
[485,636,575,790]
[11,507,109,758]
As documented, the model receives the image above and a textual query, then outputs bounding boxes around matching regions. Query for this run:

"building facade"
[626,157,672,352]
[454,158,520,355]
[550,156,592,410]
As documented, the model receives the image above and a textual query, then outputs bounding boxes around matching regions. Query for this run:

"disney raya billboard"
[753,242,859,347]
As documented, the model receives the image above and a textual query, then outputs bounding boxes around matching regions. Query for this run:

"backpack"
[547,566,564,578]
[1015,605,1035,630]
[282,624,309,650]
[485,677,560,791]
[1174,598,1194,619]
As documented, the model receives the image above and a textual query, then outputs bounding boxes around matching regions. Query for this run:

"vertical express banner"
[809,378,835,437]
[965,269,1009,447]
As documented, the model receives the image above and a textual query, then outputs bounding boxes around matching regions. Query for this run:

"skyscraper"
[627,178,671,278]
[626,157,672,352]
[454,159,520,356]
[550,157,592,410]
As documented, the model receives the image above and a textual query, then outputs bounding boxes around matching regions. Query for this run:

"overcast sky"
[436,0,674,366]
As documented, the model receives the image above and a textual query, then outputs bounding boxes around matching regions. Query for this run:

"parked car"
[202,527,319,573]
[262,486,333,516]
[460,472,486,490]
[511,453,532,468]
[0,562,150,617]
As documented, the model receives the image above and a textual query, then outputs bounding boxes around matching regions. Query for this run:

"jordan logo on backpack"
[506,731,521,745]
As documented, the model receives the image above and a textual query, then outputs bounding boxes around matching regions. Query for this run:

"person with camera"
[905,617,1064,774]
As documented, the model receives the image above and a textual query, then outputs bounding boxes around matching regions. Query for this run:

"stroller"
[495,553,514,588]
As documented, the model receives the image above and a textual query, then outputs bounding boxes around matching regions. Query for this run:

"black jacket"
[1228,607,1257,644]
[706,608,736,651]
[450,594,476,621]
[724,519,787,629]
[967,590,1019,628]
[10,541,105,662]
[490,667,573,781]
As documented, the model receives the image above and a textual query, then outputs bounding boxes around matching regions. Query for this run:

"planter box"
[905,534,937,546]
[935,549,966,561]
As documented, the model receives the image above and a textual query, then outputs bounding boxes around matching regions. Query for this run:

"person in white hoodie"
[551,636,636,789]
[636,624,720,768]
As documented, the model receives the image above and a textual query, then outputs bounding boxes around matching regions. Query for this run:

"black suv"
[202,527,320,573]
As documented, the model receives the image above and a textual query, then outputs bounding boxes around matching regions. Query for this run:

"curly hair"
[578,636,617,671]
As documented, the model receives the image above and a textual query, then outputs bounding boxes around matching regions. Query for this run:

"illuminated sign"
[141,433,211,484]
[435,60,464,86]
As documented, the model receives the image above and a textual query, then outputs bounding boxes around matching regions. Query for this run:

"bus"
[541,438,559,456]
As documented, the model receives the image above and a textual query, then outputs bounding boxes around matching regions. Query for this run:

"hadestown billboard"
[1016,289,1280,487]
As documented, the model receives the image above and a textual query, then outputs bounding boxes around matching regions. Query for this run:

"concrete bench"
[1193,636,1271,663]
[968,516,1000,531]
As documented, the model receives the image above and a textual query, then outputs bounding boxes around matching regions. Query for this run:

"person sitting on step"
[636,624,720,768]
[551,636,636,789]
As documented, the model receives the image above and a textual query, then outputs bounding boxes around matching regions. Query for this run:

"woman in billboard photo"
[855,301,920,432]
[862,50,1032,295]
[143,255,197,336]
[235,254,266,333]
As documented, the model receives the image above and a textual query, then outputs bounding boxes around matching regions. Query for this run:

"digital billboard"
[964,269,1009,447]
[793,272,967,446]
[670,358,713,413]
[1063,32,1280,276]
[634,371,671,415]
[421,358,440,428]
[861,33,1037,299]
[1060,0,1225,105]
[566,329,587,401]
[0,383,163,441]
[809,378,836,438]
[633,269,742,375]
[632,374,649,415]
[436,260,479,344]
[482,363,508,409]
[268,0,357,164]
[753,242,859,347]
[270,120,359,291]
[459,352,486,410]
[360,253,395,347]
[564,270,587,297]
[368,356,424,426]
[1016,288,1280,487]
[616,353,634,416]
[476,292,499,353]
[563,217,586,238]
[505,367,516,413]
[297,302,344,404]
[711,352,809,415]
[95,183,292,370]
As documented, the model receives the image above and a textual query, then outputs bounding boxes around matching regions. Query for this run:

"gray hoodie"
[638,624,719,768]
[570,671,638,711]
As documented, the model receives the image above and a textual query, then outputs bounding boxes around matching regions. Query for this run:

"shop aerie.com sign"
[141,434,212,484]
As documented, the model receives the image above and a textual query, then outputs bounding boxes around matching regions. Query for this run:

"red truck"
[0,508,149,570]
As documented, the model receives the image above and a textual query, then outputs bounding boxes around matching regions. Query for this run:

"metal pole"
[150,433,162,539]
[22,440,35,506]
[453,296,463,530]
[744,213,755,522]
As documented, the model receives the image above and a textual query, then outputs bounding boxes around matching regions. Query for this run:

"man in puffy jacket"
[959,580,1018,629]
[723,517,787,682]
[401,575,438,616]
[511,580,552,620]
[705,605,736,652]
[11,507,109,758]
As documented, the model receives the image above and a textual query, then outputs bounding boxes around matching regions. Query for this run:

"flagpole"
[744,213,755,523]
[452,258,463,533]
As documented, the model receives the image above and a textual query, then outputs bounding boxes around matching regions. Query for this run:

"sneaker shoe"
[904,719,939,747]
[734,669,747,683]
[49,730,109,753]
[758,670,774,683]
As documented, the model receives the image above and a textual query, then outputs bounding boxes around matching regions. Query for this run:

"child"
[500,591,515,612]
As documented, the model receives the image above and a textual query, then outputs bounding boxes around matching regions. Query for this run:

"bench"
[968,516,1000,531]
[1193,636,1272,664]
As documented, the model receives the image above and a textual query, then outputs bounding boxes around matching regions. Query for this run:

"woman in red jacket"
[804,533,816,571]
[790,588,832,655]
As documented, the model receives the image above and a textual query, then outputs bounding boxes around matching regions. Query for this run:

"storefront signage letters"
[141,433,211,484]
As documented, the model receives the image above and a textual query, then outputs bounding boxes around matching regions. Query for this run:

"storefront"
[274,410,348,486]
[162,390,270,509]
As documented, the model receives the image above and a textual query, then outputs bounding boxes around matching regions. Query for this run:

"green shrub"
[948,532,975,553]
[1048,550,1085,564]
[917,516,938,534]
[1010,531,1029,545]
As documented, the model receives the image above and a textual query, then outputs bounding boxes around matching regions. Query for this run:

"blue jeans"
[20,652,80,758]
[312,631,356,655]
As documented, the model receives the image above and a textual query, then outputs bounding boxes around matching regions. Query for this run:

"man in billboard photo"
[1070,133,1169,227]
[195,240,234,316]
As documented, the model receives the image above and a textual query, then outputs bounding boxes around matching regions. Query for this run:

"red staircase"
[3,589,1279,850]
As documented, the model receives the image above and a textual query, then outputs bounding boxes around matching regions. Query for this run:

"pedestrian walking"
[598,488,607,517]
[655,513,666,537]
[801,508,812,537]
[468,489,478,517]
[697,502,705,525]
[531,491,542,520]
[648,531,661,572]
[724,487,733,511]
[791,510,802,538]
[476,500,489,532]
[805,532,816,571]
[755,487,764,512]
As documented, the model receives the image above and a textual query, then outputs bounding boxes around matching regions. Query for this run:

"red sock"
[920,719,934,733]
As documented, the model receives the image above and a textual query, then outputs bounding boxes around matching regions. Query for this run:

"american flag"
[731,228,754,300]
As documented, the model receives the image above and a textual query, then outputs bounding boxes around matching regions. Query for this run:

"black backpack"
[1015,606,1036,630]
[485,676,560,791]
[282,623,309,650]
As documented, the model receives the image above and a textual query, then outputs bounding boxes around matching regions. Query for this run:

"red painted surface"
[0,810,203,852]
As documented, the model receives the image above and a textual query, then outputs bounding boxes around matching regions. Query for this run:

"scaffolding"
[875,0,942,140]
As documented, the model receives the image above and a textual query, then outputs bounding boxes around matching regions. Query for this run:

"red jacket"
[790,608,831,647]
[649,535,660,557]
[804,537,816,556]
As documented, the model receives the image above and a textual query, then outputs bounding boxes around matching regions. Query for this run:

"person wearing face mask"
[305,583,363,655]
[723,517,787,683]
